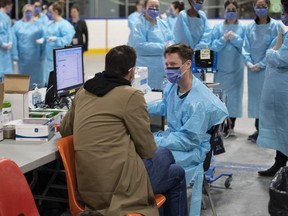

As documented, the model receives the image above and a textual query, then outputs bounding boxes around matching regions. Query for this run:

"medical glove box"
[133,67,148,94]
[4,74,30,120]
[15,118,55,141]
[0,81,4,141]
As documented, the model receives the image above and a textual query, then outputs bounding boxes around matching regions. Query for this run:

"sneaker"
[229,129,236,136]
[258,164,282,177]
[248,131,258,143]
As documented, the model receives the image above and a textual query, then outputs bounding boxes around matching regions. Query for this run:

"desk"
[144,91,162,103]
[0,133,61,173]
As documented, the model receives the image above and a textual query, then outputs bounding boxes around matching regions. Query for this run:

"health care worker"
[257,0,288,177]
[12,4,45,89]
[0,0,13,76]
[44,2,75,85]
[210,0,245,134]
[127,0,144,43]
[33,0,49,26]
[148,43,228,216]
[167,1,185,32]
[174,0,211,51]
[129,0,175,90]
[242,0,281,142]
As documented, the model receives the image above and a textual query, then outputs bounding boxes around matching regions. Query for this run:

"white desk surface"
[144,91,162,103]
[0,133,61,173]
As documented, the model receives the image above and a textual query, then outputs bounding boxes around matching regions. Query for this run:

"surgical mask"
[193,3,203,11]
[34,6,41,14]
[169,8,176,17]
[255,7,268,17]
[281,14,288,26]
[47,12,53,20]
[147,8,159,19]
[225,11,237,20]
[165,62,189,83]
[141,8,145,14]
[25,11,33,21]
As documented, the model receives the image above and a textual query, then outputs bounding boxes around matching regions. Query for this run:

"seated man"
[60,45,188,216]
[148,43,228,216]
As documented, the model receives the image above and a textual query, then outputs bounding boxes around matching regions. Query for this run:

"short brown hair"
[164,43,194,64]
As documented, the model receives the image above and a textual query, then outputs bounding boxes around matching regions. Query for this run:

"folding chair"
[57,135,166,216]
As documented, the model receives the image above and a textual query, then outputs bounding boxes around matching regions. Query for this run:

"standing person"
[127,0,144,44]
[174,0,211,51]
[210,0,245,135]
[257,0,288,177]
[69,4,89,52]
[60,45,188,216]
[148,43,228,216]
[242,0,281,143]
[0,0,13,76]
[12,4,45,89]
[44,1,75,85]
[167,1,185,32]
[129,0,175,90]
[33,0,49,26]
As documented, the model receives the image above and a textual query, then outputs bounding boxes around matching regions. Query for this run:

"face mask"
[194,3,203,11]
[165,62,189,83]
[25,11,33,21]
[281,14,288,26]
[141,8,145,14]
[147,8,159,19]
[34,6,41,14]
[255,7,268,17]
[169,8,176,17]
[47,12,53,20]
[225,11,237,20]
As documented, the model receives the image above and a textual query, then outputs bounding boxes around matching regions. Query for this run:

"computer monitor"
[53,46,84,98]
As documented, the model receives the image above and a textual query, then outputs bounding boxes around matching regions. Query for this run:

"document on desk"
[144,92,162,103]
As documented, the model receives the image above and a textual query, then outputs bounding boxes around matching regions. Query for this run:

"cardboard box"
[15,118,55,141]
[4,74,30,120]
[0,81,4,141]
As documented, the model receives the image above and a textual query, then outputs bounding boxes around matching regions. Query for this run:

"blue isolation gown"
[242,18,281,118]
[174,10,211,50]
[12,20,45,89]
[210,21,246,118]
[35,13,49,26]
[257,31,288,157]
[129,15,175,90]
[127,11,142,44]
[167,15,177,32]
[44,18,75,85]
[148,77,228,216]
[0,11,13,75]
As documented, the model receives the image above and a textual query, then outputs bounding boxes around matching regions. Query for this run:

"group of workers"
[0,0,88,89]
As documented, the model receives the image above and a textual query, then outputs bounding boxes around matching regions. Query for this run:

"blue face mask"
[225,11,237,20]
[281,14,288,26]
[34,6,41,14]
[165,67,182,83]
[141,8,145,14]
[255,7,268,17]
[169,8,176,17]
[25,11,33,21]
[194,2,203,11]
[147,8,159,19]
[47,12,53,20]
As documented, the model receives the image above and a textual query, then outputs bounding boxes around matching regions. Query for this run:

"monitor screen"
[53,46,84,98]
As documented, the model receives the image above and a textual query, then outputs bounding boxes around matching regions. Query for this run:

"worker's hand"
[251,64,261,72]
[48,36,57,42]
[246,62,253,69]
[36,38,44,44]
[227,31,235,40]
[224,32,230,41]
[2,42,12,49]
[273,28,283,51]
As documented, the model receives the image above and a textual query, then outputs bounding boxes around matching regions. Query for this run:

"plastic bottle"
[161,76,169,91]
[2,101,12,123]
[32,83,42,106]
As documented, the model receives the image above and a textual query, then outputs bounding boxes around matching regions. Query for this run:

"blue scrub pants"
[143,147,188,216]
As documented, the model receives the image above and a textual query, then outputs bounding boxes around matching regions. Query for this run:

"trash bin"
[269,166,288,216]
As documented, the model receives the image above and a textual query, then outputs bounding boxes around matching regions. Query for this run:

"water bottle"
[32,83,42,106]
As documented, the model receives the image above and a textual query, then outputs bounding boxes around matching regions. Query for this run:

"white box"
[133,67,148,94]
[4,93,29,120]
[15,118,55,141]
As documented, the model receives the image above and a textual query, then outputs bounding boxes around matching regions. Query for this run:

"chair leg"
[203,176,217,216]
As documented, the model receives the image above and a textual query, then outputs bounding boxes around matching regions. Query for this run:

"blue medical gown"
[129,16,175,89]
[167,15,177,32]
[210,22,245,117]
[12,20,45,89]
[127,11,142,44]
[242,18,281,118]
[35,13,49,26]
[257,32,288,157]
[44,19,75,85]
[148,77,228,216]
[0,11,13,75]
[174,10,211,50]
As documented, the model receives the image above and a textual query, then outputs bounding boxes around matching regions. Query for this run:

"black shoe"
[258,164,281,177]
[248,131,258,143]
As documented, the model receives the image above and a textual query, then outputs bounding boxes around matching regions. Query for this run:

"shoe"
[248,131,258,143]
[229,129,236,136]
[258,164,281,177]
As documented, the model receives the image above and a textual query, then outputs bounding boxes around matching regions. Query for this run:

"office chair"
[57,135,166,216]
[0,158,40,216]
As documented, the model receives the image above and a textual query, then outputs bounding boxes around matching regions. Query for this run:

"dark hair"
[172,1,185,12]
[0,0,13,7]
[282,0,288,13]
[253,0,270,6]
[52,1,63,16]
[71,4,80,12]
[164,43,194,64]
[105,45,137,77]
[224,0,239,9]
